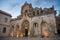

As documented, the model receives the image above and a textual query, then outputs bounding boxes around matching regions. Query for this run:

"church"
[9,2,57,38]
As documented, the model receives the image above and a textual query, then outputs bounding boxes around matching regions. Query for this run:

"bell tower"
[21,1,32,17]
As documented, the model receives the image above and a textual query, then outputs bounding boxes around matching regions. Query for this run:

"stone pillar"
[14,24,16,32]
[30,22,34,37]
[28,20,32,37]
[28,27,30,37]
[39,21,42,37]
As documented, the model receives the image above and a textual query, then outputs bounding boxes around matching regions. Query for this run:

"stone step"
[0,37,60,40]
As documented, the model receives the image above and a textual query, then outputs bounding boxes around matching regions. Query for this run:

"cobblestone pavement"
[0,37,60,40]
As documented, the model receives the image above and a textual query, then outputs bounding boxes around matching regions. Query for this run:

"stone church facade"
[0,2,58,38]
[9,2,57,38]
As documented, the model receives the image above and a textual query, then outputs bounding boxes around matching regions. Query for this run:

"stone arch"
[41,21,49,37]
[21,20,29,29]
[9,24,15,37]
[21,20,29,37]
[33,22,39,36]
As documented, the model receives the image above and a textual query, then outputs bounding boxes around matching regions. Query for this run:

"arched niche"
[16,24,19,31]
[41,21,49,38]
[33,22,39,36]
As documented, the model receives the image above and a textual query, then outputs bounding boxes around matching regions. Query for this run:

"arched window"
[24,10,28,16]
[3,27,6,33]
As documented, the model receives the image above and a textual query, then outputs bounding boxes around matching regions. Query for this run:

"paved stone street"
[0,37,60,40]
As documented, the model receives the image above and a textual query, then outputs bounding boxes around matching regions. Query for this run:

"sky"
[0,0,60,18]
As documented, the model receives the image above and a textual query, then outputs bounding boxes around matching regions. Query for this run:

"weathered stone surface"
[0,2,58,38]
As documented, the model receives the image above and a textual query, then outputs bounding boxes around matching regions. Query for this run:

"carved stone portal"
[21,20,29,37]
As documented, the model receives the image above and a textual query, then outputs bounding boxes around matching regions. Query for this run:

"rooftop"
[0,10,12,17]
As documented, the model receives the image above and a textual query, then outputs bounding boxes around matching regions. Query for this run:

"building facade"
[0,10,12,37]
[0,2,58,38]
[9,2,57,38]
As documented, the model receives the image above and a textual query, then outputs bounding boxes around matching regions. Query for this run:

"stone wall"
[10,13,57,37]
[0,11,11,37]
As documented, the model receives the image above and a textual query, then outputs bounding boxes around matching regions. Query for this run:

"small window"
[3,27,6,33]
[5,18,8,22]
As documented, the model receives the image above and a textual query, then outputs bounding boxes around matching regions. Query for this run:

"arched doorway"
[41,21,48,38]
[21,20,29,37]
[25,29,28,37]
[33,23,39,37]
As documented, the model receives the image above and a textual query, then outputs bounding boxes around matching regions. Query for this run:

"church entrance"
[21,20,29,37]
[25,29,28,37]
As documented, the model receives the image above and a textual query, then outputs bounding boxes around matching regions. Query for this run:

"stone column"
[39,23,41,37]
[28,20,32,37]
[30,21,34,37]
